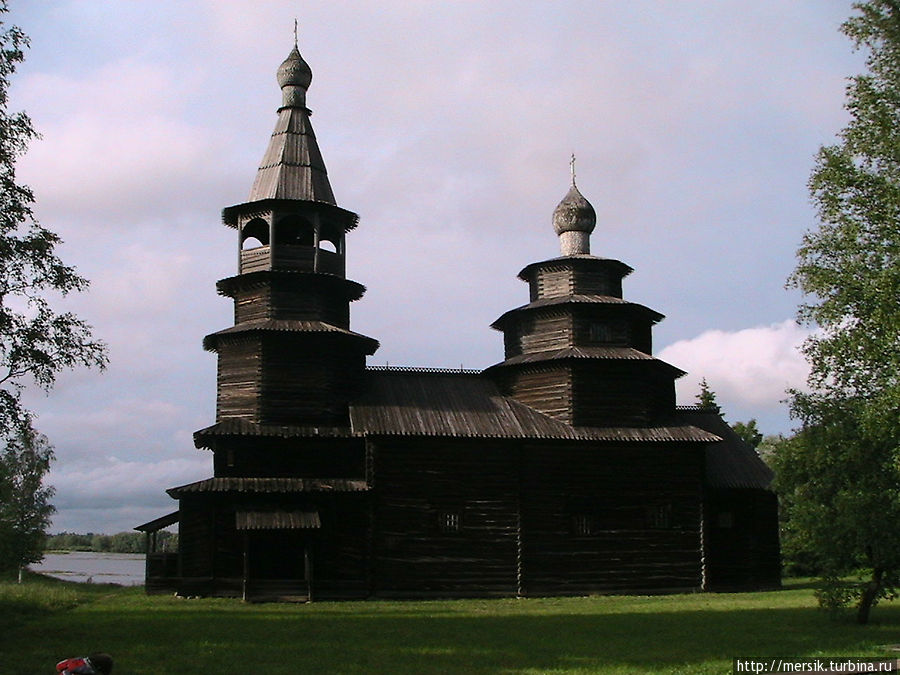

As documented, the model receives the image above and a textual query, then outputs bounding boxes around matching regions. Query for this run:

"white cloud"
[659,319,811,416]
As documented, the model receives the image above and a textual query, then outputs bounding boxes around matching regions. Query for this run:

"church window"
[589,323,612,342]
[437,510,461,533]
[589,320,629,345]
[571,513,595,536]
[646,503,672,529]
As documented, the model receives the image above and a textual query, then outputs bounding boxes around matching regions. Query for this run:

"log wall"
[373,439,519,597]
[215,335,366,425]
[213,438,366,478]
[216,339,261,422]
[519,442,703,595]
[231,284,350,328]
[531,265,622,301]
[371,438,704,597]
[572,363,675,427]
[503,366,574,423]
[703,488,781,590]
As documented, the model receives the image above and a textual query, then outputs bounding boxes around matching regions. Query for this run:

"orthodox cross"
[570,153,577,186]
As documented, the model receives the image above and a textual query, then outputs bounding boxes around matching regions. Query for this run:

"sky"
[6,1,864,534]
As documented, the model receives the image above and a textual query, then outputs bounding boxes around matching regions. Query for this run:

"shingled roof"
[247,44,335,204]
[675,406,775,490]
[491,295,664,330]
[167,477,369,498]
[351,367,718,442]
[249,109,335,204]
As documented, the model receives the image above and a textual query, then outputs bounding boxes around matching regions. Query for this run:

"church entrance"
[248,531,308,580]
[236,510,319,601]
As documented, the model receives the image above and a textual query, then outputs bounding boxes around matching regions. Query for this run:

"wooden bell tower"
[203,43,378,429]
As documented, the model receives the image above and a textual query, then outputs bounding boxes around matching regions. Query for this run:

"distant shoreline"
[31,551,145,586]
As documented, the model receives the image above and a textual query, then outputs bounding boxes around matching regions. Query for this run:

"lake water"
[29,552,145,586]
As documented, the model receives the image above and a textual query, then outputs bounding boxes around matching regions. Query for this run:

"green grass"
[3,577,899,674]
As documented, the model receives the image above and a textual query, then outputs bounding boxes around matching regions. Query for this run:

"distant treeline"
[45,531,178,554]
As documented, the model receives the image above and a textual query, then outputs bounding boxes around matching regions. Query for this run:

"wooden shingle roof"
[134,511,179,532]
[491,295,664,330]
[249,108,335,204]
[167,477,369,498]
[517,255,633,282]
[350,368,717,442]
[202,319,379,353]
[675,406,775,490]
[235,510,321,530]
[490,347,687,378]
[194,419,357,449]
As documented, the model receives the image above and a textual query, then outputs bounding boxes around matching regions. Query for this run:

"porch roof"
[236,510,321,530]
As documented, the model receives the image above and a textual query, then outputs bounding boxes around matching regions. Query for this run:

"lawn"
[3,576,899,674]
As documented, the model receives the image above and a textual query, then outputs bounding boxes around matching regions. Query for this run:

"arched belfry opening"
[273,215,315,247]
[240,218,269,249]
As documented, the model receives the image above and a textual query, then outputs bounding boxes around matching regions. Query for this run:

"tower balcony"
[240,244,345,276]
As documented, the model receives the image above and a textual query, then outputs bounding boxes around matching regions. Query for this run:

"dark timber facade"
[137,43,780,601]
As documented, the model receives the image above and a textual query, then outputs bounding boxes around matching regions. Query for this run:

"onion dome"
[552,184,596,236]
[278,45,312,108]
[278,45,312,90]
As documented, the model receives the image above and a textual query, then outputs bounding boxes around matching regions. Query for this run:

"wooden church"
[137,42,780,600]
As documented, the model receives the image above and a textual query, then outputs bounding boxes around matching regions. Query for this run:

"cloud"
[659,319,811,416]
[7,1,860,532]
[14,60,243,227]
[48,455,210,511]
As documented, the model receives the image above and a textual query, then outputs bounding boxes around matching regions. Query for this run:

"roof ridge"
[366,365,482,375]
[676,404,721,413]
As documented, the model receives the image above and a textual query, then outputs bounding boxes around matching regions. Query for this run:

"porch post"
[242,532,249,602]
[144,532,151,585]
[305,547,312,603]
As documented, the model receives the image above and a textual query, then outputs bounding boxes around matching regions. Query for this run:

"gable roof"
[351,367,718,443]
[191,368,720,447]
[675,406,775,490]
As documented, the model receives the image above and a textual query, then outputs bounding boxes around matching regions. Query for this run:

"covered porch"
[135,511,180,594]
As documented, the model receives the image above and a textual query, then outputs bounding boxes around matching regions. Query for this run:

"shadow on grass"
[5,590,899,675]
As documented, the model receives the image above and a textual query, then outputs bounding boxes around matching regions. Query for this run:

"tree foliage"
[695,378,719,411]
[731,419,763,449]
[0,2,107,436]
[0,3,107,579]
[778,0,900,624]
[45,530,178,554]
[0,426,54,574]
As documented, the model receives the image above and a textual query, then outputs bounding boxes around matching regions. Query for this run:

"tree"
[695,378,719,411]
[0,4,106,578]
[730,419,763,449]
[755,433,785,465]
[0,3,107,437]
[778,0,900,624]
[0,427,54,579]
